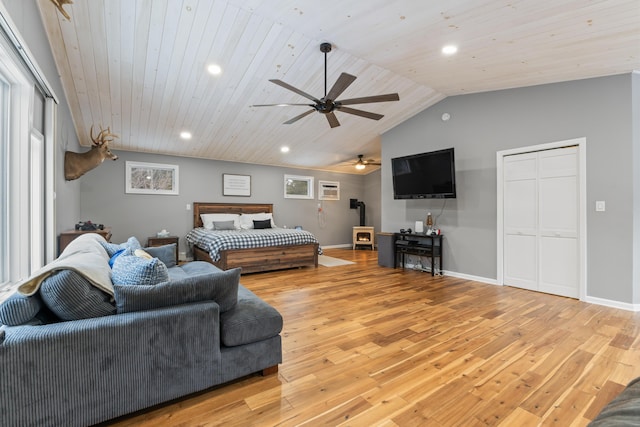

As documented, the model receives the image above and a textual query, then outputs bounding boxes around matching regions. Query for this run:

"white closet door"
[503,152,538,291]
[538,147,578,298]
[502,146,579,298]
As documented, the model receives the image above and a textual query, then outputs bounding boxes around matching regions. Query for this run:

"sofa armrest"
[0,301,221,427]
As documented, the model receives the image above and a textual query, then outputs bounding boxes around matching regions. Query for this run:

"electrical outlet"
[595,201,605,212]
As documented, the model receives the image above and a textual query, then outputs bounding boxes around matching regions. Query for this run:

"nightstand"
[147,236,179,264]
[59,227,112,255]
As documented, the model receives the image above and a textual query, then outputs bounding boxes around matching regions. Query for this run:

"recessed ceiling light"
[280,146,290,153]
[207,64,222,75]
[442,45,458,55]
[180,131,192,140]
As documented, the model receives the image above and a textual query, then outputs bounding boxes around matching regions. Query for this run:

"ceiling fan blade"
[326,112,340,128]
[283,109,315,125]
[325,73,357,101]
[269,79,320,103]
[338,106,384,121]
[251,103,313,107]
[337,93,400,105]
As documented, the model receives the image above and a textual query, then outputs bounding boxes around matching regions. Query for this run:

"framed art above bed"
[222,174,251,196]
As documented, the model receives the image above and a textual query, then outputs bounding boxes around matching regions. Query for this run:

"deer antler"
[90,125,118,146]
[50,0,73,20]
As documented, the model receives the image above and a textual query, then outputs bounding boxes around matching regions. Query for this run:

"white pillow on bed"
[200,213,240,230]
[239,213,276,229]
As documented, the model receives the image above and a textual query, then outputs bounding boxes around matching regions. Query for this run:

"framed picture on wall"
[223,174,251,196]
[284,175,314,199]
[125,161,179,195]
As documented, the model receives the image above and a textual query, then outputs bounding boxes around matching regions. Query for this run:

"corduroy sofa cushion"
[220,285,283,347]
[113,267,241,314]
[39,269,116,321]
[0,292,43,326]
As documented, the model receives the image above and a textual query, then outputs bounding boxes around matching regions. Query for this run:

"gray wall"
[382,74,637,304]
[364,168,382,234]
[79,150,367,256]
[2,0,82,235]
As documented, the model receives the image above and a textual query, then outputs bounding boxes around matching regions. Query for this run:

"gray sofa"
[0,233,283,427]
[590,377,640,426]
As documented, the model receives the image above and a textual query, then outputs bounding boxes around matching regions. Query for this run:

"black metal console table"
[394,232,443,276]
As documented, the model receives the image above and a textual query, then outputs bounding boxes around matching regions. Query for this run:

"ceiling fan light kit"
[252,43,400,128]
[354,154,381,170]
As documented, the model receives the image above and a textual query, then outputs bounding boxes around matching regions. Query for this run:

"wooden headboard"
[193,202,274,228]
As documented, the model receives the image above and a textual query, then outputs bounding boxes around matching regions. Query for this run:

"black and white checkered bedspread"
[185,227,321,261]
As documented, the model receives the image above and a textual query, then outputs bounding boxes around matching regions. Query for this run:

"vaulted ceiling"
[37,0,640,174]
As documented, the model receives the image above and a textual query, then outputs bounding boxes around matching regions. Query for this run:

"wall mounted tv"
[391,147,456,199]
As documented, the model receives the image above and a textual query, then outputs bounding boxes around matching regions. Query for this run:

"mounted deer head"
[64,125,118,181]
[50,0,73,20]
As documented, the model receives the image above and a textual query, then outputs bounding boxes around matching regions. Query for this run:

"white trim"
[30,129,44,272]
[440,270,499,286]
[322,243,352,249]
[44,98,56,263]
[584,295,640,312]
[496,137,587,300]
[0,4,58,101]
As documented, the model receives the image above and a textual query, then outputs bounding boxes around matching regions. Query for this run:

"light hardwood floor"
[106,249,640,426]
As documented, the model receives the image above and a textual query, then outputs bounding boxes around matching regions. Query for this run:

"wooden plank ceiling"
[37,0,640,174]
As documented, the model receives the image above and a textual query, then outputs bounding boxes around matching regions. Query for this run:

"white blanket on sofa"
[17,233,114,297]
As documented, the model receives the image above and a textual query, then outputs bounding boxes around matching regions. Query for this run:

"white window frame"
[0,37,38,294]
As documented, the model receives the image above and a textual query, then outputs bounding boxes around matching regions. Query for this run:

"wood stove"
[353,226,374,250]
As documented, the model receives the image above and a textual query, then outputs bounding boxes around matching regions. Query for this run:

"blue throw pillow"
[99,236,142,257]
[114,267,240,314]
[39,270,116,321]
[144,244,177,268]
[108,248,127,268]
[0,292,43,326]
[112,254,169,286]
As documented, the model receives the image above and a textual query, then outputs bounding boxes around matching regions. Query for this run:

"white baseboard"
[583,296,640,312]
[322,243,354,249]
[443,270,499,286]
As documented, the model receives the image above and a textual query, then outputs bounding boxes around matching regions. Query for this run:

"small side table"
[147,236,179,264]
[59,227,112,255]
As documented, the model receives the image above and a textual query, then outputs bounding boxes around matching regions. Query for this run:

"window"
[0,38,46,296]
[0,77,7,288]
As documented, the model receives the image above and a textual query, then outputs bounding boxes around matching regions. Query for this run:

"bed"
[186,202,319,274]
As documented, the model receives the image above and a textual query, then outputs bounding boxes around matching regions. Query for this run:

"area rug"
[317,255,355,267]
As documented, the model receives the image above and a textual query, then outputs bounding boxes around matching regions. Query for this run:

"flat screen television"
[391,147,456,199]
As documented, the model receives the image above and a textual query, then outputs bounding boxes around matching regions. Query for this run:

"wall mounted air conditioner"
[318,180,340,200]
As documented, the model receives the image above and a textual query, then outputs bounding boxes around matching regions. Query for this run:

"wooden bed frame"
[191,202,319,274]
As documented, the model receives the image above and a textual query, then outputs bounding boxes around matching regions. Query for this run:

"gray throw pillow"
[213,220,236,230]
[144,243,177,268]
[114,267,241,314]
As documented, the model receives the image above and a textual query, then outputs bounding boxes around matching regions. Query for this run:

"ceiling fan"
[353,154,381,170]
[251,43,400,128]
